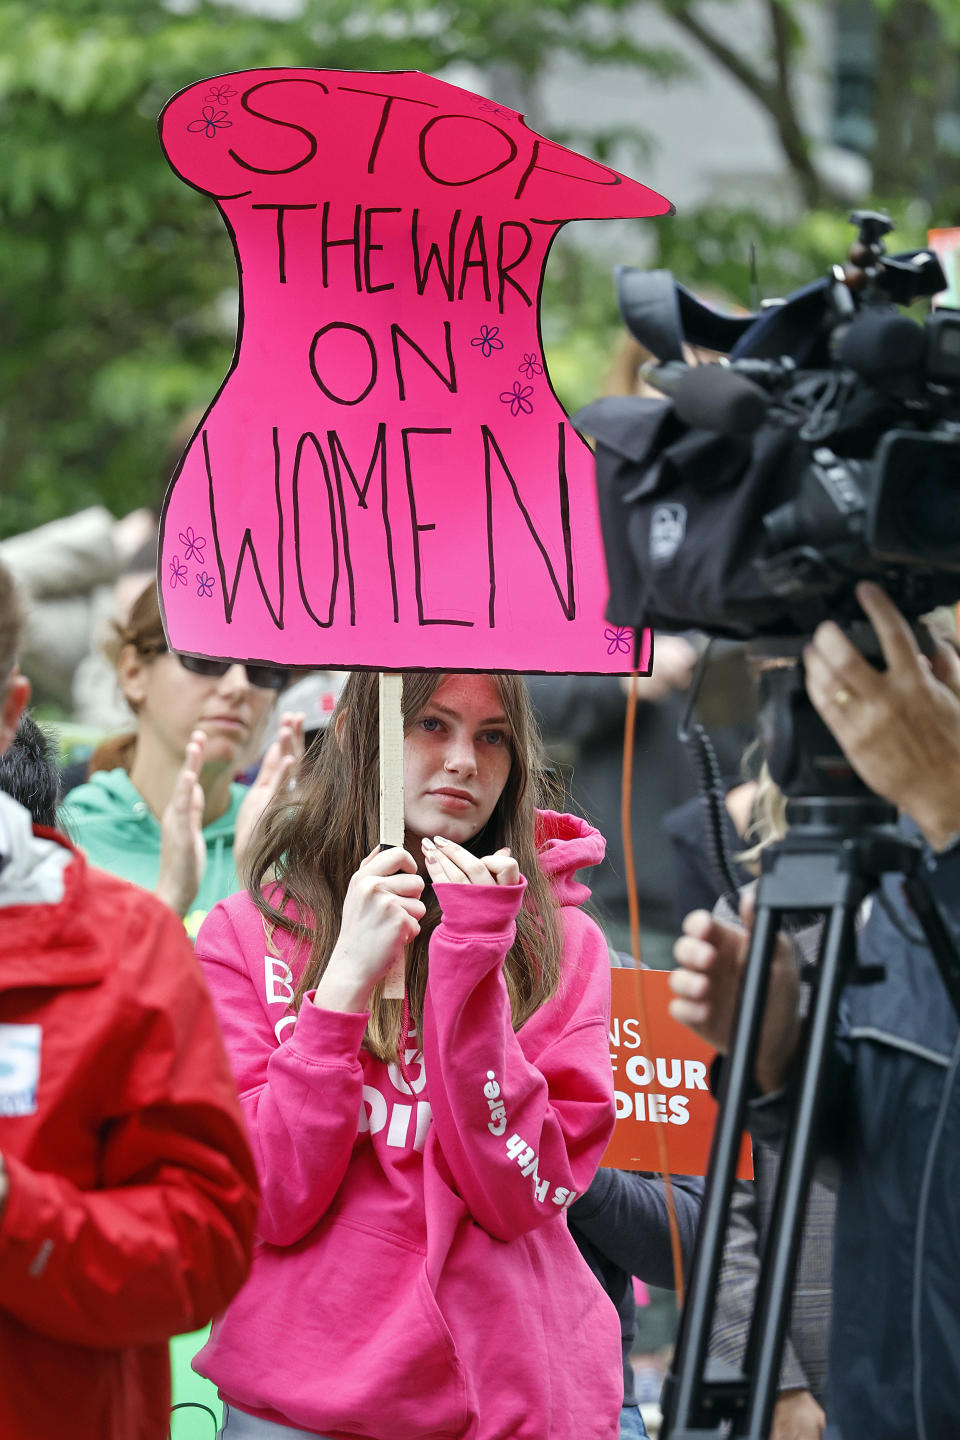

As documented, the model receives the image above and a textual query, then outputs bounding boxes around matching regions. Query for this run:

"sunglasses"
[161,647,291,692]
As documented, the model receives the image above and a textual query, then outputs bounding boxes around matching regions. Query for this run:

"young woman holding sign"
[192,669,622,1440]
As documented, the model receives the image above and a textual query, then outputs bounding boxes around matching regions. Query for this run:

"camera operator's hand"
[803,581,960,850]
[668,889,801,1095]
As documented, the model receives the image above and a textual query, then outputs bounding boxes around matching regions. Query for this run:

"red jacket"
[0,815,259,1440]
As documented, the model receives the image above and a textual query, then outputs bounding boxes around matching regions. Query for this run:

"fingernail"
[433,836,448,847]
[422,837,436,852]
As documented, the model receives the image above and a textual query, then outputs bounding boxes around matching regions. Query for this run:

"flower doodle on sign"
[471,324,504,358]
[187,105,233,139]
[604,626,632,656]
[196,571,216,599]
[500,381,535,417]
[518,352,544,379]
[204,84,237,105]
[178,525,206,564]
[169,556,188,589]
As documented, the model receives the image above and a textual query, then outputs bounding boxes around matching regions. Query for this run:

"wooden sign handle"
[379,672,406,999]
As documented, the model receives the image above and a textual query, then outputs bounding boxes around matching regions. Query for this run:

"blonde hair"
[86,578,165,776]
[737,760,788,874]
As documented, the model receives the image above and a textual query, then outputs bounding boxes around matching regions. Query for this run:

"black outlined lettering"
[496,221,533,311]
[418,115,518,187]
[230,78,327,176]
[205,427,284,628]
[411,209,461,300]
[292,432,341,628]
[483,421,574,626]
[363,207,401,293]
[390,321,457,402]
[321,201,363,291]
[327,424,397,624]
[252,203,317,284]
[513,137,622,200]
[337,87,439,174]
[458,214,492,302]
[309,322,378,406]
[401,428,473,628]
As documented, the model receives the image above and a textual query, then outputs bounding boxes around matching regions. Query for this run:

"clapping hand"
[234,711,306,871]
[156,729,207,918]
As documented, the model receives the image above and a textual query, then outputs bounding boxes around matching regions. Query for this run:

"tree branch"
[667,0,832,208]
[668,2,774,111]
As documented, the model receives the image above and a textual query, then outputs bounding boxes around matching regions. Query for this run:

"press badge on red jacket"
[0,1024,41,1116]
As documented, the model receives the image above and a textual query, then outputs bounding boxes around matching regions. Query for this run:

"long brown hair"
[244,671,565,1062]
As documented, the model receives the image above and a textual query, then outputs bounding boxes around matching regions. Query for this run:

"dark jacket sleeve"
[568,1166,704,1288]
[744,991,855,1193]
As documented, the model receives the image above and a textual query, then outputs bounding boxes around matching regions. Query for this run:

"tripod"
[660,666,960,1439]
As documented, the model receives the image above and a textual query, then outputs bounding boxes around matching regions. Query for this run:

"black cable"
[677,640,744,912]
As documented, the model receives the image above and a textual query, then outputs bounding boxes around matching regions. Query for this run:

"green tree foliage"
[656,0,960,214]
[0,0,683,538]
[0,0,954,535]
[0,0,290,536]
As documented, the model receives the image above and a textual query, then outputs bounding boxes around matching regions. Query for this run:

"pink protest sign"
[158,70,670,672]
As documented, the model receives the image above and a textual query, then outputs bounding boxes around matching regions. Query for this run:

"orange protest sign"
[602,968,753,1178]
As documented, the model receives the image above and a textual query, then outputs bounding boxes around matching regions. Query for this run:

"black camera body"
[574,213,960,642]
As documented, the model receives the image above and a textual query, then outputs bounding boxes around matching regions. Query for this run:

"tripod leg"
[743,900,857,1438]
[664,903,782,1435]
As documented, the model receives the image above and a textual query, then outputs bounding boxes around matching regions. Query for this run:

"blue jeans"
[619,1404,649,1439]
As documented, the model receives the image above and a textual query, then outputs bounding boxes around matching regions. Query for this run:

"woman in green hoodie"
[61,579,303,939]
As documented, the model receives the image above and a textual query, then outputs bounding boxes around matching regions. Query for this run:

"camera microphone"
[834,309,926,382]
[643,361,771,436]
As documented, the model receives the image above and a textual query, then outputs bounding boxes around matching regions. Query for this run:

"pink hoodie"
[194,811,620,1440]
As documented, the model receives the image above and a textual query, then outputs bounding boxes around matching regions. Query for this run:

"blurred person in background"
[60,577,303,939]
[568,968,704,1440]
[569,1166,703,1440]
[241,668,348,783]
[0,713,61,828]
[0,554,258,1440]
[527,645,701,970]
[0,504,156,718]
